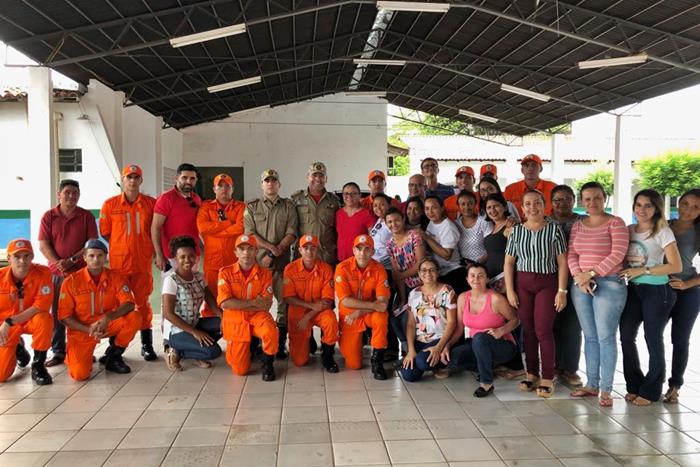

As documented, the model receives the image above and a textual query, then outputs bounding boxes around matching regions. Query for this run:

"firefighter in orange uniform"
[444,166,478,220]
[282,235,339,371]
[197,173,245,318]
[58,239,139,381]
[503,154,557,219]
[217,235,278,381]
[99,164,157,361]
[0,239,53,385]
[335,234,390,379]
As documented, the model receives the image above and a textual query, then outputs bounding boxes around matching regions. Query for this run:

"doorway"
[195,166,245,201]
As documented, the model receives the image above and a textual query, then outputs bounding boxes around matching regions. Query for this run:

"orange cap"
[298,234,319,248]
[213,173,233,187]
[235,234,257,249]
[480,164,498,177]
[7,239,33,256]
[353,234,374,249]
[455,166,474,178]
[367,170,386,182]
[521,154,543,166]
[121,164,143,178]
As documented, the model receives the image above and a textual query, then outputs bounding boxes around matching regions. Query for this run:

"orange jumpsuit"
[282,258,339,367]
[335,257,390,369]
[0,264,53,382]
[503,179,557,219]
[218,263,279,375]
[58,267,139,381]
[99,193,156,330]
[197,199,245,317]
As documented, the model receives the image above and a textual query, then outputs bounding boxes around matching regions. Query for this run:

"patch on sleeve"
[282,278,290,285]
[335,276,342,283]
[40,285,51,295]
[218,279,226,286]
[121,285,130,293]
[266,285,273,294]
[59,293,66,300]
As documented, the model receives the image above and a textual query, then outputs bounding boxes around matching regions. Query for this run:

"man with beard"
[151,163,202,272]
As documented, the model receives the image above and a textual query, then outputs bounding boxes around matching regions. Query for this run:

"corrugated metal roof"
[0,0,697,132]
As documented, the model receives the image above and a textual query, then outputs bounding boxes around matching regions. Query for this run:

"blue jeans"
[570,276,627,393]
[448,333,517,384]
[51,275,66,357]
[390,310,408,352]
[168,317,223,361]
[554,279,581,373]
[668,286,700,388]
[620,283,676,401]
[400,339,442,382]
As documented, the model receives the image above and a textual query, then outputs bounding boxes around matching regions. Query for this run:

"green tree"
[389,154,409,176]
[636,151,700,197]
[574,168,614,196]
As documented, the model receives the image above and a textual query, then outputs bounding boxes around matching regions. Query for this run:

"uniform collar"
[80,266,108,287]
[296,258,319,273]
[263,195,281,206]
[233,261,261,278]
[119,192,141,205]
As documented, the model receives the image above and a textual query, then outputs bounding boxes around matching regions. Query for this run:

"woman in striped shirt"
[504,190,568,398]
[567,182,629,407]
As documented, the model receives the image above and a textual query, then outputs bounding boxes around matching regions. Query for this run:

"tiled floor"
[2,320,700,467]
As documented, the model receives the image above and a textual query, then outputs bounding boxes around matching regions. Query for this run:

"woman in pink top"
[567,182,629,407]
[443,263,520,397]
[335,182,375,261]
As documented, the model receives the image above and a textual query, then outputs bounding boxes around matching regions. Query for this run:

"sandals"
[632,396,652,407]
[570,387,599,398]
[166,348,182,372]
[536,383,554,399]
[192,360,212,369]
[664,387,680,404]
[599,392,614,407]
[519,377,540,392]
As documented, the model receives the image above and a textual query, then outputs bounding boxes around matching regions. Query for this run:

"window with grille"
[58,149,82,172]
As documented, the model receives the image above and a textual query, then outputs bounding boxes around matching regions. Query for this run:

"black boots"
[16,338,30,368]
[105,346,131,374]
[309,335,318,355]
[140,329,157,361]
[321,343,339,373]
[98,336,116,365]
[276,327,288,359]
[31,351,52,385]
[262,354,276,381]
[371,349,388,380]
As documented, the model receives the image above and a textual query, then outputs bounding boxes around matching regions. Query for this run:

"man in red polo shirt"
[504,154,557,219]
[38,179,98,367]
[151,163,202,272]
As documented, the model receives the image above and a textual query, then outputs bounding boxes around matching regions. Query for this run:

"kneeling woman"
[400,258,457,382]
[444,263,520,397]
[162,236,223,371]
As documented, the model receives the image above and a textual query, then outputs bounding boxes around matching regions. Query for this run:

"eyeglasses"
[185,197,197,208]
[342,192,360,197]
[419,268,438,274]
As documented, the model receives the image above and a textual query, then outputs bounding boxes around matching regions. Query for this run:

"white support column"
[550,133,565,183]
[613,115,633,223]
[27,67,57,251]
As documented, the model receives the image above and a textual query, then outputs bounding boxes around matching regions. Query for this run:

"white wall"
[182,94,387,200]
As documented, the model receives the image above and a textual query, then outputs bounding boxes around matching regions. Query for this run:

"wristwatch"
[4,318,14,327]
[589,270,596,277]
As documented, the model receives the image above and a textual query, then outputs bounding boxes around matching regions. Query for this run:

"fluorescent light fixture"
[170,23,247,48]
[353,58,406,66]
[458,109,498,124]
[578,53,648,69]
[229,105,270,117]
[500,83,551,102]
[344,91,387,97]
[376,1,451,12]
[207,76,262,93]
